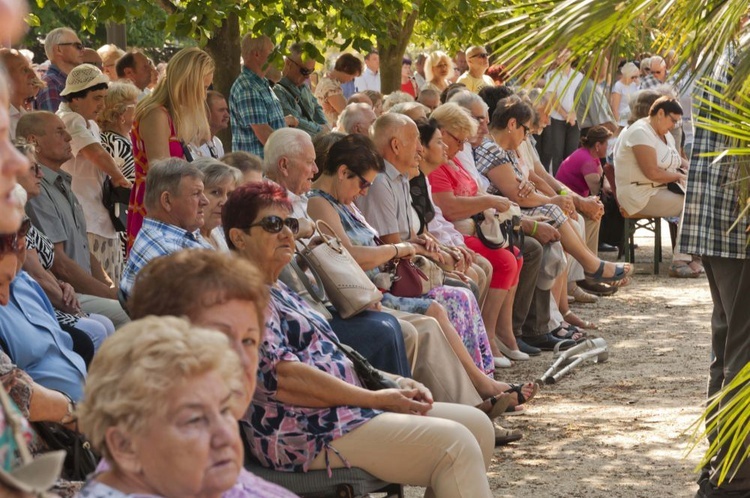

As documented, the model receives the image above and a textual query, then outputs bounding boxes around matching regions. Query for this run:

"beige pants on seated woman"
[631,188,690,262]
[309,402,494,498]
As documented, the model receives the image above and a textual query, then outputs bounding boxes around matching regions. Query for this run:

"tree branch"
[155,0,179,15]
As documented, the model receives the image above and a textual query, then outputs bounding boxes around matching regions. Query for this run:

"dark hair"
[490,96,533,130]
[402,57,412,65]
[440,83,466,104]
[222,181,293,250]
[335,53,363,76]
[313,131,346,176]
[580,125,612,148]
[323,134,384,177]
[115,52,137,78]
[62,82,108,103]
[649,96,683,117]
[478,85,514,120]
[486,64,509,84]
[417,119,440,147]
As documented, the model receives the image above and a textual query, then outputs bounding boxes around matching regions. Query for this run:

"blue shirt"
[34,64,66,112]
[0,271,87,401]
[120,218,213,300]
[229,66,286,158]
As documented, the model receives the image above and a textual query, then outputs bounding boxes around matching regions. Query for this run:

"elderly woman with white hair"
[422,51,453,93]
[611,62,640,128]
[193,158,243,251]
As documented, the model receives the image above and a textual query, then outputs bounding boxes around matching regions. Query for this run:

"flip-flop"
[476,393,513,420]
[584,260,633,284]
[552,324,586,342]
[504,381,539,408]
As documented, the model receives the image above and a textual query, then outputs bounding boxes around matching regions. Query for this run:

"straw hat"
[60,63,109,96]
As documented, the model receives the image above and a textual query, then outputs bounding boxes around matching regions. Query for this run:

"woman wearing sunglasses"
[223,180,495,497]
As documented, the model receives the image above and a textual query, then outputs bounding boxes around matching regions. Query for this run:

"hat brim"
[0,451,65,492]
[60,74,110,96]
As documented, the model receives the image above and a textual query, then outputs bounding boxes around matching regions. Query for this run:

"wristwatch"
[59,393,77,425]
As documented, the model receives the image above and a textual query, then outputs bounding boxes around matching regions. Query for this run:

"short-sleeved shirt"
[34,64,66,112]
[243,281,378,472]
[613,118,682,215]
[119,218,213,300]
[556,147,602,197]
[26,164,91,273]
[354,160,413,239]
[612,80,638,126]
[354,67,381,92]
[314,76,344,126]
[58,104,117,239]
[427,158,479,208]
[273,77,328,137]
[230,66,286,157]
[456,72,494,94]
[0,271,87,402]
[547,69,584,120]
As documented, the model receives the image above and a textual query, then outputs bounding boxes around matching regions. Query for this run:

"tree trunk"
[205,12,240,152]
[378,8,419,95]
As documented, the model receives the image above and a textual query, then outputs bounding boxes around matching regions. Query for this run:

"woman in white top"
[613,96,696,277]
[610,62,640,128]
[57,64,131,285]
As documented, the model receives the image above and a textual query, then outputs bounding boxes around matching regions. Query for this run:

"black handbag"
[101,178,130,232]
[33,422,99,481]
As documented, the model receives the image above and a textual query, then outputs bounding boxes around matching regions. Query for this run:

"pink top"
[427,157,478,212]
[555,147,602,197]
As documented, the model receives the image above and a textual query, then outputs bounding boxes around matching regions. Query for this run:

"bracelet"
[531,221,538,236]
[58,392,77,425]
[391,244,399,259]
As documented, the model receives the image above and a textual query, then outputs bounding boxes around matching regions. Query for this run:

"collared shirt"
[354,160,412,240]
[354,67,381,92]
[574,78,616,128]
[273,76,329,137]
[196,136,225,159]
[638,73,663,90]
[0,271,87,402]
[120,218,214,300]
[34,64,66,112]
[456,72,494,94]
[9,104,24,141]
[26,164,91,273]
[229,66,286,158]
[678,46,748,259]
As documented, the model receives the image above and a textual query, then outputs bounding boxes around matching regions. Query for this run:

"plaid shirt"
[678,45,748,259]
[119,218,213,300]
[473,137,513,196]
[229,66,286,157]
[34,64,66,112]
[273,77,328,136]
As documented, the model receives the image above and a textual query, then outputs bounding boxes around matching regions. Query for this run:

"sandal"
[563,310,598,330]
[584,260,633,284]
[688,260,705,274]
[504,382,539,408]
[476,393,513,420]
[570,286,599,304]
[669,262,700,279]
[552,324,586,342]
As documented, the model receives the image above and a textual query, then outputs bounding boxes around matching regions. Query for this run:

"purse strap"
[289,250,328,303]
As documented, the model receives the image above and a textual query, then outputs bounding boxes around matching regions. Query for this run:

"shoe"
[584,260,633,284]
[494,422,523,446]
[569,285,599,304]
[598,243,619,253]
[497,341,530,361]
[517,338,542,356]
[577,279,618,296]
[670,262,700,278]
[494,355,512,368]
[523,333,576,351]
[476,393,513,420]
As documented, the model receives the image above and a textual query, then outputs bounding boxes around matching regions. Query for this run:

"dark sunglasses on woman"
[245,216,299,234]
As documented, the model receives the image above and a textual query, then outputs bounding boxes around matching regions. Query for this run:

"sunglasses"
[58,42,85,51]
[470,53,489,59]
[349,170,372,190]
[289,58,313,76]
[244,216,299,234]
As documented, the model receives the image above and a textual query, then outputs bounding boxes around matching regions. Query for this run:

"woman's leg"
[634,190,691,263]
[559,219,630,278]
[308,403,494,498]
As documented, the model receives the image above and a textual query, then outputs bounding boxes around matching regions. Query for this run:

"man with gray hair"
[639,55,668,89]
[273,43,329,137]
[336,103,377,135]
[120,158,211,301]
[263,128,318,222]
[229,34,297,158]
[35,27,84,112]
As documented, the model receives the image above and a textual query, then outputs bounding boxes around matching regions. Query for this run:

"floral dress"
[308,189,494,375]
[244,281,379,473]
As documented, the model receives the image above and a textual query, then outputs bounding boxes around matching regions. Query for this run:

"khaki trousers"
[384,309,482,406]
[309,402,494,498]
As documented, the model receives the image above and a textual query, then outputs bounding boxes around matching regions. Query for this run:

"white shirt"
[354,67,381,92]
[197,136,225,159]
[547,69,584,121]
[58,103,117,238]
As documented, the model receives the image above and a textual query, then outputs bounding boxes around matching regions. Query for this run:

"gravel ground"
[405,226,712,498]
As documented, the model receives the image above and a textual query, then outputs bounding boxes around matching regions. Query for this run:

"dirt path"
[407,228,712,498]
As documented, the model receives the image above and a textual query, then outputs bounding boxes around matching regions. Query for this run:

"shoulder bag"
[101,178,130,232]
[295,220,382,319]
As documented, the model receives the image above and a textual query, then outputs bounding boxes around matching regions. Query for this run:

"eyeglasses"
[350,171,372,190]
[444,130,468,146]
[0,219,30,255]
[244,216,299,234]
[289,58,313,77]
[519,123,531,137]
[667,114,683,127]
[470,53,489,59]
[58,42,84,51]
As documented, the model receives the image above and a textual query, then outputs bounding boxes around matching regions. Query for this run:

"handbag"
[32,422,99,481]
[101,178,130,232]
[295,220,382,319]
[385,257,429,298]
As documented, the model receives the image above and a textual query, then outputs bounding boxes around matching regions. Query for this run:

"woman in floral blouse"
[223,181,495,497]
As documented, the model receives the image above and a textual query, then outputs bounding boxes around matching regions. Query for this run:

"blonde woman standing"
[422,51,453,93]
[126,47,214,252]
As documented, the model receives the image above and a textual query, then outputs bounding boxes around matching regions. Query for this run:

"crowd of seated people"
[2,21,707,496]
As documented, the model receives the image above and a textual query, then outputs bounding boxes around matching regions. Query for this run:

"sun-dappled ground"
[406,223,712,498]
